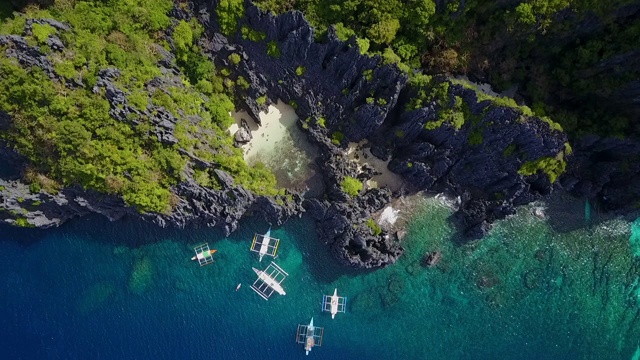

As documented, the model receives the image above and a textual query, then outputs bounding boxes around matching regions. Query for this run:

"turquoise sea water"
[1,197,639,359]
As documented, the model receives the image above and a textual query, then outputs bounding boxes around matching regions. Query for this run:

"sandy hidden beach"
[346,141,406,193]
[228,100,318,189]
[228,100,300,162]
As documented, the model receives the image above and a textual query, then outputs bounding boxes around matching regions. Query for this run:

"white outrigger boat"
[191,243,216,266]
[296,317,324,355]
[250,227,280,261]
[322,288,346,319]
[250,262,288,300]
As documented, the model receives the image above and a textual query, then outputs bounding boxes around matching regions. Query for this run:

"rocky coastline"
[1,0,639,269]
[198,0,569,240]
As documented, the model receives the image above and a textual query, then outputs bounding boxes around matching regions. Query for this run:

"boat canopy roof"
[193,243,215,266]
[250,228,280,259]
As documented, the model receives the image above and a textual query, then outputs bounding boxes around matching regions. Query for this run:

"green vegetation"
[266,41,280,58]
[331,131,344,145]
[366,218,382,236]
[518,156,567,183]
[14,218,32,227]
[421,87,467,130]
[316,117,326,128]
[236,76,250,90]
[0,1,279,214]
[32,23,56,44]
[503,144,516,157]
[295,66,305,76]
[54,60,76,79]
[341,176,363,196]
[216,0,245,36]
[355,38,370,54]
[468,129,483,145]
[253,0,639,138]
[362,69,373,81]
[29,182,41,193]
[333,22,355,41]
[240,26,266,42]
[173,20,194,62]
[24,169,59,194]
[228,53,241,65]
[256,95,267,105]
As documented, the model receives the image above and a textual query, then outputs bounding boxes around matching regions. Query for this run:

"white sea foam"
[379,206,400,226]
[434,193,460,210]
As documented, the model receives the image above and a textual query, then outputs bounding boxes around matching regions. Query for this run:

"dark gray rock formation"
[387,85,569,238]
[561,136,640,214]
[192,0,408,267]
[195,0,569,245]
[0,34,57,79]
[92,67,181,146]
[149,176,304,236]
[2,4,636,269]
[0,156,303,237]
[0,179,133,228]
[304,190,403,268]
[233,119,252,146]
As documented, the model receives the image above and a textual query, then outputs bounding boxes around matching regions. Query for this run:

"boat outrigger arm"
[250,262,288,300]
[322,288,346,319]
[250,227,280,262]
[296,317,324,355]
[191,243,216,266]
[305,318,315,355]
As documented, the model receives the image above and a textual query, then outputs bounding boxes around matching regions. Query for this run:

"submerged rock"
[422,251,443,268]
[128,257,153,295]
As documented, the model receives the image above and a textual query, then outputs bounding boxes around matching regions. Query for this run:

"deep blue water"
[1,198,639,359]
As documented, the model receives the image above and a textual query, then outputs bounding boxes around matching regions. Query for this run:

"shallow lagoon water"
[1,198,639,359]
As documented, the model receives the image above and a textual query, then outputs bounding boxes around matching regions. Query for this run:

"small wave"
[433,193,460,210]
[530,205,548,221]
[592,219,631,238]
[379,206,400,226]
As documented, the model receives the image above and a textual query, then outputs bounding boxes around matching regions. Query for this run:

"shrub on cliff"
[518,156,567,184]
[217,0,245,35]
[341,176,363,196]
[366,218,382,236]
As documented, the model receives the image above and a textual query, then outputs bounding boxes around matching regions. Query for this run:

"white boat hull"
[330,288,338,319]
[253,267,286,295]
